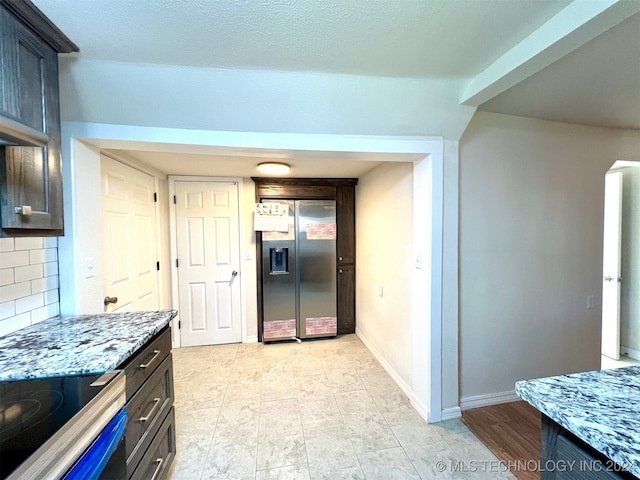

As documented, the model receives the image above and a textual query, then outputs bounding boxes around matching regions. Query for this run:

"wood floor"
[462,401,541,480]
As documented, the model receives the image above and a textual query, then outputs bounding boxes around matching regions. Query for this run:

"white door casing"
[175,181,242,346]
[101,156,160,312]
[601,171,623,360]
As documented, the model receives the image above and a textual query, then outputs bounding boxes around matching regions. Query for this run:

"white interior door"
[102,156,159,312]
[602,171,623,360]
[175,181,242,346]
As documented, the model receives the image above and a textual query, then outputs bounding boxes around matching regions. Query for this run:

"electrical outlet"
[379,285,384,297]
[587,295,595,309]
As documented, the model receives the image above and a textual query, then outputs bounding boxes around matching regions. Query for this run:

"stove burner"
[0,390,63,441]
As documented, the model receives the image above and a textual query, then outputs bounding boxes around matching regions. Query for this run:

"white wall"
[459,111,640,405]
[58,58,475,140]
[59,139,103,314]
[241,179,258,341]
[0,237,60,335]
[619,166,640,354]
[356,162,414,386]
[441,140,459,413]
[157,177,172,309]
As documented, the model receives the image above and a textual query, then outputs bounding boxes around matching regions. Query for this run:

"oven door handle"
[63,408,127,480]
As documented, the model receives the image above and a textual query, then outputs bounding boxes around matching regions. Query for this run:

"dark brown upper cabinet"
[336,185,355,265]
[0,0,78,236]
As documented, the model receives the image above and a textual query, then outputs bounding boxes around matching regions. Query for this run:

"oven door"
[6,371,126,480]
[64,407,127,480]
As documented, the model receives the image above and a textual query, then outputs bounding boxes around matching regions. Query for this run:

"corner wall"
[356,162,414,387]
[619,166,640,355]
[459,111,640,407]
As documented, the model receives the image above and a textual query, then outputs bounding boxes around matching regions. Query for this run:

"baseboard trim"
[460,390,520,410]
[356,327,433,423]
[243,335,258,344]
[620,346,640,361]
[441,406,462,421]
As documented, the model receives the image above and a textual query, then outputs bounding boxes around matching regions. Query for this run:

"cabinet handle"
[139,397,161,423]
[339,256,343,261]
[339,269,343,274]
[14,205,32,216]
[140,349,161,369]
[150,457,164,480]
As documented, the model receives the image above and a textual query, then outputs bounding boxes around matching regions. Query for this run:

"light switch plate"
[84,258,95,279]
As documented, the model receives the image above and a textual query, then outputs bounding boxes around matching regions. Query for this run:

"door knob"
[232,270,238,277]
[104,296,118,305]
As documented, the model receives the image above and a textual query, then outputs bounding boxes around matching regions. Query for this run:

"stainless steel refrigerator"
[261,199,337,341]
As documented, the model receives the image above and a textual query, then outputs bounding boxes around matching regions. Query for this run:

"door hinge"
[173,195,177,204]
[178,320,181,329]
[176,259,179,268]
[153,192,157,202]
[156,261,160,271]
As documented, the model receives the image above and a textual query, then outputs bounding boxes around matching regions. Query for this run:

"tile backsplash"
[0,237,59,337]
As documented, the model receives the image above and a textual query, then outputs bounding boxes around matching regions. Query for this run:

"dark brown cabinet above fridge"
[253,177,357,340]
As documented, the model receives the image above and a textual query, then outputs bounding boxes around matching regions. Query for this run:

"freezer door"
[297,200,337,338]
[262,200,297,340]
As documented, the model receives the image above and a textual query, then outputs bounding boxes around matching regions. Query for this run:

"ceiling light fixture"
[257,162,291,175]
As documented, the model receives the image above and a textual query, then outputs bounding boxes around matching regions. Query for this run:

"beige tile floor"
[166,334,515,480]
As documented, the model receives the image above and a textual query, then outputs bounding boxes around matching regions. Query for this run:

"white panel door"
[175,181,242,346]
[602,171,623,360]
[102,156,159,312]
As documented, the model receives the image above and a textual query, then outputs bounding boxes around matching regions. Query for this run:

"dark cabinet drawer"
[555,435,628,480]
[130,408,176,480]
[121,328,171,400]
[126,353,174,470]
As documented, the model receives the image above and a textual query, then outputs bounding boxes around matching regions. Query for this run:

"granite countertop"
[0,310,177,381]
[516,367,640,477]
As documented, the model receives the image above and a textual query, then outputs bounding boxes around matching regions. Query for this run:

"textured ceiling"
[30,0,639,177]
[32,0,571,77]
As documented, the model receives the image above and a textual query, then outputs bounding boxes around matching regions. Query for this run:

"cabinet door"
[0,22,62,234]
[0,8,20,120]
[336,185,355,264]
[0,7,49,131]
[337,264,355,334]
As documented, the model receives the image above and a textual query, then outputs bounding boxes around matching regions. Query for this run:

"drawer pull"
[139,397,161,423]
[140,349,161,369]
[150,457,164,480]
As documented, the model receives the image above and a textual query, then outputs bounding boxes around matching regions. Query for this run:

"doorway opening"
[601,160,640,370]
